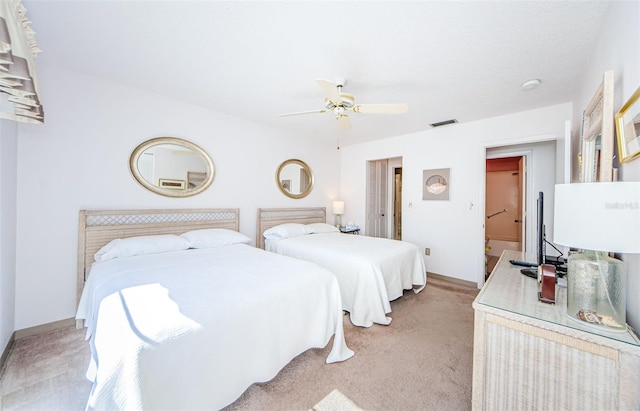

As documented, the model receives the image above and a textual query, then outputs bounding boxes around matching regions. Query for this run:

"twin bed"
[76,206,426,409]
[75,208,352,410]
[257,207,427,327]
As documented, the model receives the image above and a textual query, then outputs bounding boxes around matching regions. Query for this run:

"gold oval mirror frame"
[130,137,215,197]
[276,159,314,199]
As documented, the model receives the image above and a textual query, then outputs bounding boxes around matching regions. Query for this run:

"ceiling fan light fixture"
[339,93,355,108]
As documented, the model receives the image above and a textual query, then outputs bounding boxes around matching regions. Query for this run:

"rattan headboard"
[77,208,239,305]
[256,207,326,249]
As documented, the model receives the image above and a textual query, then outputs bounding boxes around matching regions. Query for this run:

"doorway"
[485,155,526,277]
[480,138,563,287]
[366,157,402,239]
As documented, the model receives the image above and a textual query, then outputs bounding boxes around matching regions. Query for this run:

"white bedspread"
[266,233,427,327]
[76,244,353,410]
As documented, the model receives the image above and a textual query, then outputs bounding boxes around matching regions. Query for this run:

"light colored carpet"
[0,326,90,410]
[0,275,478,410]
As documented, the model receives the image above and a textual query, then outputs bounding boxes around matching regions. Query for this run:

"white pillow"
[263,223,314,240]
[308,223,340,234]
[181,228,251,248]
[95,234,191,262]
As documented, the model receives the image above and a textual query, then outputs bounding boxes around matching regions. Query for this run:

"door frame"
[478,128,568,288]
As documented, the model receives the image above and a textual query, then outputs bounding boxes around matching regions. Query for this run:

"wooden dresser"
[472,250,640,410]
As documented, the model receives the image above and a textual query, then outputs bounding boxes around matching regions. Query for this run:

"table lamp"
[554,182,640,331]
[333,200,344,228]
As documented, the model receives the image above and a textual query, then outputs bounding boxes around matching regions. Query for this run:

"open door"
[485,156,526,276]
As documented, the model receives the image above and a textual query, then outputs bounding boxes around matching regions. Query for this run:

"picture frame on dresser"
[615,86,640,163]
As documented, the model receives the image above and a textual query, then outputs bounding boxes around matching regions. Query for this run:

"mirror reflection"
[276,159,314,199]
[130,137,214,197]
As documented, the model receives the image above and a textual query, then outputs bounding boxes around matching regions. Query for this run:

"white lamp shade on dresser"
[553,182,640,253]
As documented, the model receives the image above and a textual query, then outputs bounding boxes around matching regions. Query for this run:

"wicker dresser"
[472,250,640,410]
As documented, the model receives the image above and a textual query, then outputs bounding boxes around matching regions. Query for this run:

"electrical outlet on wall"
[425,248,430,256]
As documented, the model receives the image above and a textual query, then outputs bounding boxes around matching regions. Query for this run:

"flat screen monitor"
[521,191,564,277]
[536,191,545,266]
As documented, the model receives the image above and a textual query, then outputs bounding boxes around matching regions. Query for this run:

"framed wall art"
[422,168,450,201]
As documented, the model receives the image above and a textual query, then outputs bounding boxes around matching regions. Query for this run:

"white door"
[366,159,388,238]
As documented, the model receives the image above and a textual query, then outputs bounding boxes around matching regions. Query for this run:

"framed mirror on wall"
[130,137,215,197]
[276,159,314,199]
[580,70,614,183]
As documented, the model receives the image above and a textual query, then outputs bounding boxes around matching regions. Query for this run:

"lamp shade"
[332,200,345,215]
[553,182,640,253]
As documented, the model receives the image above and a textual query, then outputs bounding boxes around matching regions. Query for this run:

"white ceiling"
[26,1,610,146]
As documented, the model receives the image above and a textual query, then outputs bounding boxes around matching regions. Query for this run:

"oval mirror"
[129,137,214,197]
[276,159,314,199]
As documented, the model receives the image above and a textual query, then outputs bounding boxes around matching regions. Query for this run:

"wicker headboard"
[256,207,326,249]
[77,208,239,305]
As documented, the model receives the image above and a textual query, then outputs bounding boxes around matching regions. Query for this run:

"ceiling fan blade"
[316,79,342,104]
[352,103,409,114]
[278,109,326,117]
[337,114,351,129]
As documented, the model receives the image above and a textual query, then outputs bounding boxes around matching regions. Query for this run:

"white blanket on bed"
[76,244,353,411]
[266,233,427,327]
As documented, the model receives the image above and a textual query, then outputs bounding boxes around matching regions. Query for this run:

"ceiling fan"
[278,78,408,129]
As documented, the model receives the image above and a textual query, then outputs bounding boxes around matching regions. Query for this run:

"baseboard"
[14,317,76,340]
[428,272,478,290]
[0,331,15,375]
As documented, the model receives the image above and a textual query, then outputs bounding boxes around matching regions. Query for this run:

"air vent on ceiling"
[430,119,458,128]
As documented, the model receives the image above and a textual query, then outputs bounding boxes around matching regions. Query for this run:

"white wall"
[572,1,640,331]
[14,65,340,330]
[339,103,571,285]
[0,118,18,352]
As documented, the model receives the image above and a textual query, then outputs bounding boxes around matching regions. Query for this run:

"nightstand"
[339,227,360,235]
